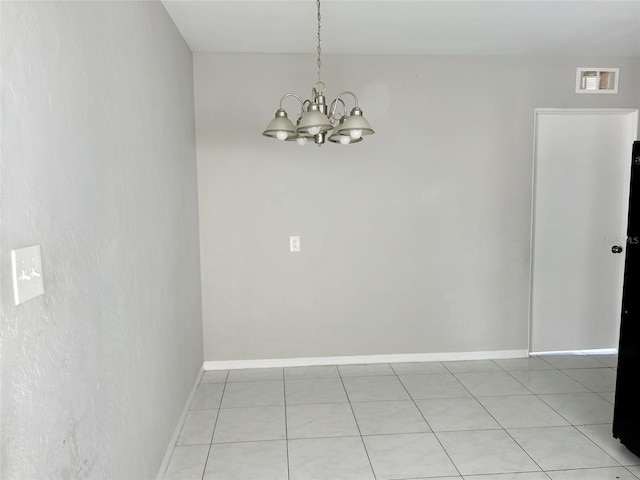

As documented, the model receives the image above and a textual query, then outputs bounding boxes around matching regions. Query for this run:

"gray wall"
[195,53,640,362]
[1,2,202,478]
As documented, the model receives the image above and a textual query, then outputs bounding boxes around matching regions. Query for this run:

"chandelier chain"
[316,0,322,84]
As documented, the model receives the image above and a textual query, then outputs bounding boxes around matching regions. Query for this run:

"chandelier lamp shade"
[262,0,374,146]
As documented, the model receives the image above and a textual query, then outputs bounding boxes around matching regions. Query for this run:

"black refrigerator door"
[613,140,640,457]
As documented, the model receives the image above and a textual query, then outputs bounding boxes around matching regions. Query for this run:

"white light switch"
[290,236,301,252]
[11,244,44,305]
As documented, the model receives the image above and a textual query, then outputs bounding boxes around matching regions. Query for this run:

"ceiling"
[162,0,640,57]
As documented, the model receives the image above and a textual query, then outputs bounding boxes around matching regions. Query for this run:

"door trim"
[528,108,639,353]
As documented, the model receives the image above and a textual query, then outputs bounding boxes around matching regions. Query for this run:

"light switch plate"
[11,244,44,305]
[290,236,300,252]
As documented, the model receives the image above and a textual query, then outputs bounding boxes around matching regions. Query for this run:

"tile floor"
[161,354,640,480]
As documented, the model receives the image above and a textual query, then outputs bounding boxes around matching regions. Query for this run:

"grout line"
[203,438,290,445]
[393,366,464,478]
[537,355,556,368]
[559,366,617,394]
[199,372,228,480]
[282,369,291,480]
[337,365,378,480]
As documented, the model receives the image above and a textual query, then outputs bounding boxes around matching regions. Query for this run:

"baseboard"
[202,349,529,371]
[156,369,203,480]
[531,348,618,356]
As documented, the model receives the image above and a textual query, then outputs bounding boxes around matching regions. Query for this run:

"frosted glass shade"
[296,107,332,136]
[328,120,362,144]
[263,109,296,139]
[336,107,374,137]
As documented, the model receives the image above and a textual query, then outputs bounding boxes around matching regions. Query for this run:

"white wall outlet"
[289,236,300,252]
[11,244,44,305]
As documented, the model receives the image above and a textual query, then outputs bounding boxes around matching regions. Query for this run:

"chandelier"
[262,0,374,146]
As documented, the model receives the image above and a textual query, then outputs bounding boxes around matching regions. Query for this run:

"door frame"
[528,108,639,353]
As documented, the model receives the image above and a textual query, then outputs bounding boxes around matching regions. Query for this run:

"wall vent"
[576,67,619,94]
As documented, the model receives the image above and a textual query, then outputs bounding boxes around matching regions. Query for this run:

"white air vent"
[576,68,619,94]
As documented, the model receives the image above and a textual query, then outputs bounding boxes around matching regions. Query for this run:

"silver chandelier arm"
[279,93,305,117]
[333,91,359,108]
[328,98,347,122]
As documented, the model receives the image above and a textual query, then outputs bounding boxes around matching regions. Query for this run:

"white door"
[531,109,638,353]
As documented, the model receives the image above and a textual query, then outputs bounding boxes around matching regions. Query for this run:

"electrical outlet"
[290,236,301,252]
[11,244,44,305]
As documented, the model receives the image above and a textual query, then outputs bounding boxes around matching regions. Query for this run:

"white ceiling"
[162,0,640,57]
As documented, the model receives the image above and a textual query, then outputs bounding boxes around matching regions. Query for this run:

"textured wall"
[195,53,640,362]
[1,2,202,478]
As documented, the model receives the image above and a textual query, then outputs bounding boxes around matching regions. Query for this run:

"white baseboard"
[202,349,529,371]
[156,369,203,480]
[531,348,617,356]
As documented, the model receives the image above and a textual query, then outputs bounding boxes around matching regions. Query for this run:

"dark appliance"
[613,140,640,457]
